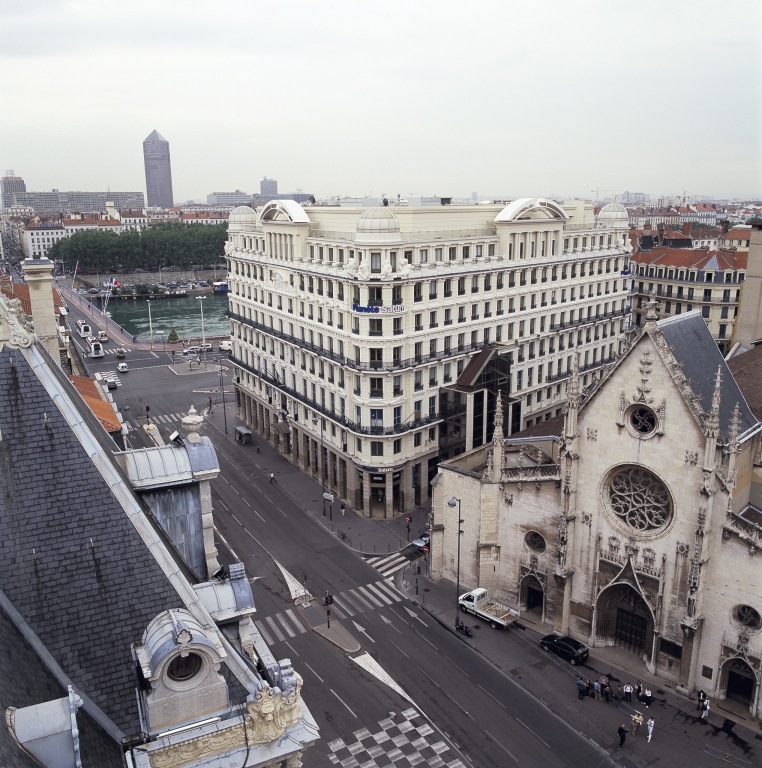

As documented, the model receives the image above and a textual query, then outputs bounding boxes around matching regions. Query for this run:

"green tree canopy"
[49,223,228,273]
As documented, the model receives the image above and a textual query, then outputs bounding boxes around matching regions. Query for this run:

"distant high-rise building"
[12,190,145,213]
[471,191,478,202]
[143,130,174,209]
[207,190,253,206]
[260,177,278,196]
[1,171,26,208]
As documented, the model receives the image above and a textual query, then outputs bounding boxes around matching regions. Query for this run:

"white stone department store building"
[225,198,633,516]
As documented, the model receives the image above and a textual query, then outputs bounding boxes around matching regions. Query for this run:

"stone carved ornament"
[148,674,303,768]
[0,294,35,350]
[685,450,699,466]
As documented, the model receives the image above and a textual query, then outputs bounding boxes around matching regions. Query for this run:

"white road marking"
[404,606,428,626]
[254,620,273,644]
[331,595,355,616]
[276,613,295,638]
[348,589,374,610]
[212,525,241,562]
[352,621,375,643]
[415,629,437,650]
[351,653,414,706]
[443,654,470,678]
[364,582,393,605]
[242,498,251,507]
[284,640,299,657]
[285,609,307,634]
[380,560,409,577]
[304,662,324,683]
[477,684,506,710]
[379,614,402,635]
[265,616,285,642]
[330,689,357,718]
[515,718,551,750]
[357,586,384,608]
[374,581,402,602]
[484,730,517,762]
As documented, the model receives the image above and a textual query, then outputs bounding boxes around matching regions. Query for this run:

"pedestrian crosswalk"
[126,412,192,429]
[103,346,131,355]
[253,579,403,645]
[94,371,122,387]
[364,549,419,582]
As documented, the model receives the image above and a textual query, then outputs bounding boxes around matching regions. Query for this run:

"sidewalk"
[397,567,762,767]
[203,403,430,556]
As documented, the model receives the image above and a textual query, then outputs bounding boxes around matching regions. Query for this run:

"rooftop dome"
[598,203,630,228]
[356,206,400,233]
[228,205,258,229]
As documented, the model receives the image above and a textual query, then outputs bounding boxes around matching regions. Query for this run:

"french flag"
[109,277,122,288]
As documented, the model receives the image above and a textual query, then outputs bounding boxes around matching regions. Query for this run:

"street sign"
[323,492,335,502]
[422,545,429,554]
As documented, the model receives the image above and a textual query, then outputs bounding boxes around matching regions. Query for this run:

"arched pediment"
[259,199,311,224]
[494,197,568,223]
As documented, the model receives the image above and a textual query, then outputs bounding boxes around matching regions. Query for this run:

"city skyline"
[1,1,760,203]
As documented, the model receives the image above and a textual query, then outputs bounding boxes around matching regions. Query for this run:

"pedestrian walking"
[593,680,601,700]
[644,686,652,708]
[632,712,643,736]
[617,724,629,749]
[577,679,586,700]
[635,680,643,703]
[616,686,624,709]
[340,502,345,516]
[624,682,633,702]
[647,717,655,742]
[701,699,710,719]
[697,689,706,711]
[604,685,611,704]
[269,473,275,484]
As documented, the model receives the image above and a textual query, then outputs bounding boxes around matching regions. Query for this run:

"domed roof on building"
[356,205,400,233]
[228,206,258,228]
[597,203,629,221]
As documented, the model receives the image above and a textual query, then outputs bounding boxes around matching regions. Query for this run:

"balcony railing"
[231,355,442,436]
[550,307,627,332]
[227,309,477,372]
[501,465,561,483]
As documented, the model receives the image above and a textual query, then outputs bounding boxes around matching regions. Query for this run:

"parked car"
[219,340,233,352]
[539,635,589,665]
[117,362,128,373]
[412,532,431,550]
[183,346,200,355]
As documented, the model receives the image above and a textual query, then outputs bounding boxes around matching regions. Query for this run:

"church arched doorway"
[595,583,654,655]
[520,574,545,622]
[723,658,756,709]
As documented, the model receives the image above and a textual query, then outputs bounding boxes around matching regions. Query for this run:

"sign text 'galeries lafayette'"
[352,304,406,314]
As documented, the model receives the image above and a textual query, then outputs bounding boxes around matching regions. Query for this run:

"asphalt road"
[89,348,613,768]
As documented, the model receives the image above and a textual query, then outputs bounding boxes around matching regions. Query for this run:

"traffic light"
[324,592,334,606]
[416,564,421,575]
[146,405,150,413]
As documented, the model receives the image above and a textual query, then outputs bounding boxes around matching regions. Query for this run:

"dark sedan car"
[539,634,589,665]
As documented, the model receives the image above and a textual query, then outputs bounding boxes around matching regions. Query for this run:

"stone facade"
[433,302,762,719]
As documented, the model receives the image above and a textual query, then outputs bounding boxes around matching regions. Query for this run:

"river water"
[100,293,231,341]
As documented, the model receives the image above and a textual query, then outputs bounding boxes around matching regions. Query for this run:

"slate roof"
[656,311,758,440]
[631,247,747,271]
[0,347,185,738]
[727,345,762,422]
[0,604,122,768]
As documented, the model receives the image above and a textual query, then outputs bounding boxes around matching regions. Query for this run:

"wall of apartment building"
[632,262,746,354]
[226,202,631,516]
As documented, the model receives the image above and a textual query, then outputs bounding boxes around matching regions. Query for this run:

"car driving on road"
[539,634,589,665]
[412,532,431,550]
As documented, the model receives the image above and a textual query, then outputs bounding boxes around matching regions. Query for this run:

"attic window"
[167,652,202,681]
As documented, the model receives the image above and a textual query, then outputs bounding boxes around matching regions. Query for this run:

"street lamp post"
[312,415,326,517]
[196,295,207,368]
[447,497,464,629]
[219,363,228,434]
[146,300,154,350]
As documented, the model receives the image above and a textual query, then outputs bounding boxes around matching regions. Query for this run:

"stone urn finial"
[182,405,204,443]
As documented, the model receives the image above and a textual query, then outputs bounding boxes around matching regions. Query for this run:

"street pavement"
[67,299,762,767]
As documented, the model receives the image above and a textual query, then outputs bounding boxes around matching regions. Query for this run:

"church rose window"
[733,605,762,631]
[630,407,656,435]
[608,466,672,533]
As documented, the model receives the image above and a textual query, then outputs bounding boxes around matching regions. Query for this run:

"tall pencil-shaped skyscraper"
[143,130,174,209]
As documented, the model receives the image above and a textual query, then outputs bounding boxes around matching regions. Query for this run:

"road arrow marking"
[353,621,376,643]
[274,560,312,604]
[404,606,428,626]
[350,652,413,705]
[379,614,402,635]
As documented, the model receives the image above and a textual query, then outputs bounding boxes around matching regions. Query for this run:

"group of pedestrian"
[621,680,652,707]
[577,675,615,702]
[620,714,655,747]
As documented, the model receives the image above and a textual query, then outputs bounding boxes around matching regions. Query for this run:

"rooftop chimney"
[21,256,60,365]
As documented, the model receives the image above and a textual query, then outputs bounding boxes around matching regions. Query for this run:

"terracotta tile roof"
[69,375,121,432]
[727,346,762,422]
[0,280,64,315]
[631,248,748,271]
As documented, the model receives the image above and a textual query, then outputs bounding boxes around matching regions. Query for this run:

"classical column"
[385,472,394,519]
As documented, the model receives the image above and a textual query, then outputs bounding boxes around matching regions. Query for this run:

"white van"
[219,340,233,352]
[98,330,108,342]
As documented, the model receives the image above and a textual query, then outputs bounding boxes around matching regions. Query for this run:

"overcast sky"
[2,0,760,203]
